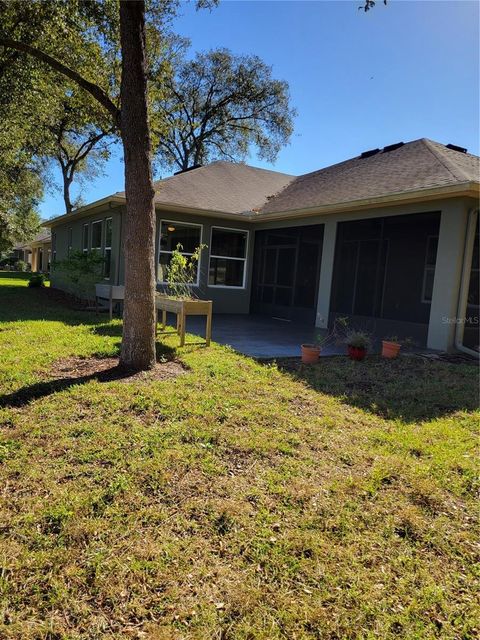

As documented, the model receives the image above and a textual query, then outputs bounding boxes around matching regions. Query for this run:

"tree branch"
[0,38,120,124]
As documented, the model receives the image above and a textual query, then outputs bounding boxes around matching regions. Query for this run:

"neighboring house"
[17,228,52,272]
[45,139,480,353]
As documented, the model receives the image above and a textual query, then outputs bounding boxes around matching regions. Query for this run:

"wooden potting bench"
[155,293,212,347]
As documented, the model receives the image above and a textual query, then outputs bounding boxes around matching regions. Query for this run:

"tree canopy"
[152,47,296,172]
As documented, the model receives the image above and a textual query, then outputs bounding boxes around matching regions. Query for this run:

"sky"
[39,0,480,219]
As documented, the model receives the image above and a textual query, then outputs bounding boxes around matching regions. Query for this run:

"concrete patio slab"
[161,313,343,358]
[160,312,435,359]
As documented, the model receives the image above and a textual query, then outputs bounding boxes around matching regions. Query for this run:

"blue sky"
[40,0,479,219]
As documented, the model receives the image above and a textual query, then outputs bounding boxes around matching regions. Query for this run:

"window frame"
[104,217,113,280]
[157,219,203,287]
[208,225,249,289]
[67,227,73,256]
[91,219,103,252]
[82,223,89,253]
[421,235,438,304]
[51,232,57,262]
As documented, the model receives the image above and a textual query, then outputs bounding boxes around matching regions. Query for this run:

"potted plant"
[301,336,325,364]
[156,243,212,347]
[301,317,348,364]
[345,330,371,361]
[28,272,46,288]
[382,335,401,359]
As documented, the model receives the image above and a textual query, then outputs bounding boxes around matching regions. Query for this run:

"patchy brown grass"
[0,274,479,639]
[53,355,186,383]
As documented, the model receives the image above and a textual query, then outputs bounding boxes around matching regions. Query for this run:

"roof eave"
[254,182,480,222]
[154,201,254,220]
[43,195,126,227]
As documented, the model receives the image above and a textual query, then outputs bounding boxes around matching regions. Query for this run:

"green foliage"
[14,260,28,272]
[0,1,217,215]
[28,272,45,288]
[165,243,206,299]
[345,329,372,350]
[152,47,296,171]
[52,250,105,301]
[0,157,42,252]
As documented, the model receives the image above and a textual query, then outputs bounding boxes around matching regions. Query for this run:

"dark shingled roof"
[48,138,478,227]
[17,228,51,249]
[258,138,479,215]
[119,161,295,215]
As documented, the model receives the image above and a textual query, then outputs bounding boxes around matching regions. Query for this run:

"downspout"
[454,208,479,357]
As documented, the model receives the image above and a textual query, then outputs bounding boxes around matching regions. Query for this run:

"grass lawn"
[0,272,478,639]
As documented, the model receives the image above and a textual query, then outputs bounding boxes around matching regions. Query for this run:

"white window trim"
[157,219,203,287]
[421,235,438,304]
[207,225,249,289]
[104,217,113,280]
[91,219,103,252]
[67,227,73,255]
[82,223,89,253]
[52,232,57,261]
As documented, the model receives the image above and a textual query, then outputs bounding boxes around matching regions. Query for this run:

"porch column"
[31,248,37,272]
[41,244,49,271]
[315,220,337,328]
[427,201,469,352]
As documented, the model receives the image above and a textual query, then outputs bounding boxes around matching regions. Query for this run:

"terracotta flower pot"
[301,344,321,364]
[382,340,401,359]
[348,345,367,361]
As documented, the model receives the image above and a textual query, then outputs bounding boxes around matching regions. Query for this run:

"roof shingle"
[120,161,294,215]
[259,138,479,215]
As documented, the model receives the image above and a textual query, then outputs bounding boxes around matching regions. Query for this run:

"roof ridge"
[421,138,472,182]
[152,161,294,187]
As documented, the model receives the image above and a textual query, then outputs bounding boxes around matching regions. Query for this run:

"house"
[21,228,52,272]
[4,228,52,271]
[45,138,480,354]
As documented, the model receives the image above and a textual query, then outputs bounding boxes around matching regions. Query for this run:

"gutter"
[454,208,479,358]
[42,181,480,227]
[254,181,480,222]
[43,195,125,227]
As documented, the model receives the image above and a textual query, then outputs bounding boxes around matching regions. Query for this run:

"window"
[104,218,112,279]
[91,220,103,252]
[68,228,73,255]
[158,220,202,284]
[82,223,89,252]
[208,227,248,288]
[51,232,56,262]
[421,236,438,303]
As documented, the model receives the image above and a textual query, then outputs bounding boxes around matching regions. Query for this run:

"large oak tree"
[0,0,182,370]
[152,48,296,172]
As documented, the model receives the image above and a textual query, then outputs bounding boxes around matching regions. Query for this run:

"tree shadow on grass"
[0,366,135,409]
[0,341,179,410]
[271,355,479,423]
[0,286,104,326]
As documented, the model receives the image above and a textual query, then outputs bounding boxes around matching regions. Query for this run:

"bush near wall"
[52,250,106,303]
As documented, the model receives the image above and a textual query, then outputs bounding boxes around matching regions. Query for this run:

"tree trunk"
[118,0,156,370]
[61,167,73,215]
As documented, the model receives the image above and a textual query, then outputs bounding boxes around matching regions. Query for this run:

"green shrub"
[165,243,206,299]
[28,273,45,288]
[52,250,105,302]
[14,260,28,272]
